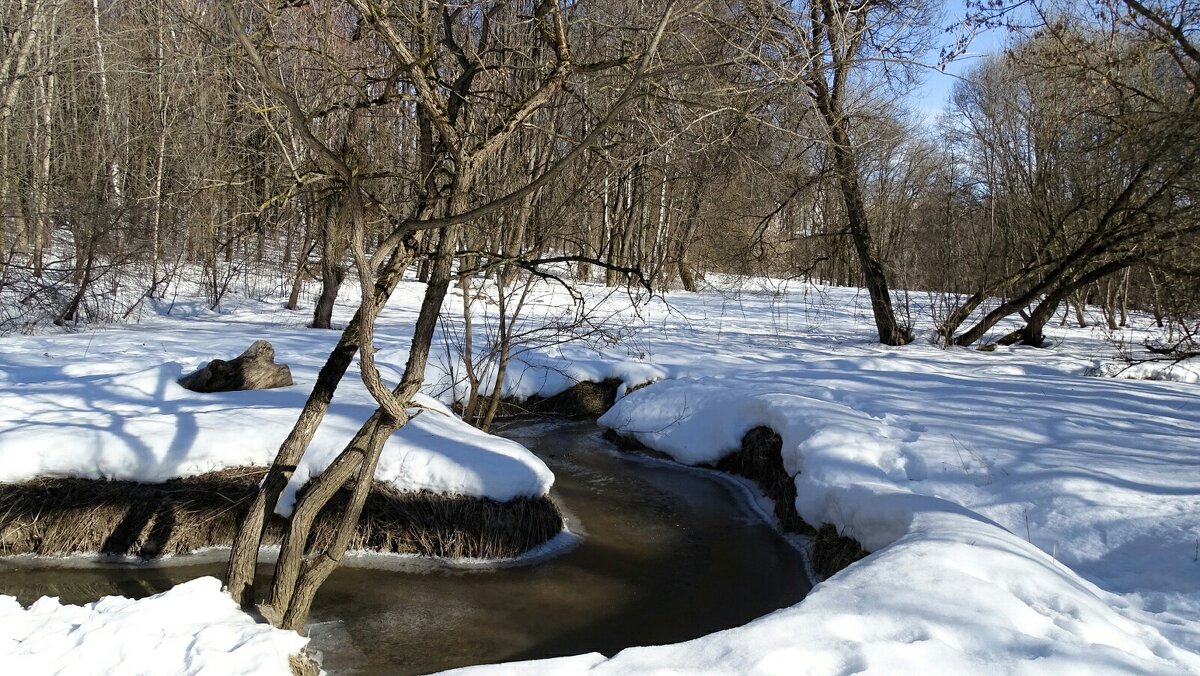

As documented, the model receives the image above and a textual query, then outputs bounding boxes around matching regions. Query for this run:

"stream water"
[0,419,811,674]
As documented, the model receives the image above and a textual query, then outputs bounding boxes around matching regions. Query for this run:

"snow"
[445,278,1200,674]
[481,350,667,403]
[0,286,554,516]
[2,274,1199,673]
[448,511,1199,675]
[0,576,306,674]
[1105,357,1200,384]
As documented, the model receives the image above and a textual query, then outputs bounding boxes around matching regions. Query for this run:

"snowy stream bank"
[443,282,1200,674]
[0,420,810,674]
[0,279,1197,674]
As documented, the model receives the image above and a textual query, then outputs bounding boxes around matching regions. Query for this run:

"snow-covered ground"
[0,288,553,516]
[447,279,1200,674]
[1,274,1198,673]
[0,577,306,675]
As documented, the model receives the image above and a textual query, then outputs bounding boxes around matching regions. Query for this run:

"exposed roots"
[716,426,867,578]
[0,468,562,561]
[606,425,868,580]
[289,652,320,676]
[492,378,622,419]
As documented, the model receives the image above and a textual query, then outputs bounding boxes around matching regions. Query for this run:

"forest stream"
[0,419,811,674]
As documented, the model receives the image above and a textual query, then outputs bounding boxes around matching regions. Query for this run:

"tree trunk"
[91,0,122,205]
[675,184,703,292]
[311,202,346,328]
[1103,280,1119,330]
[830,129,911,346]
[265,222,460,630]
[149,5,167,294]
[32,66,53,277]
[286,239,316,311]
[311,260,344,329]
[224,245,416,608]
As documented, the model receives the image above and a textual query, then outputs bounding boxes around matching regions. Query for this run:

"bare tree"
[743,0,936,344]
[937,14,1200,346]
[216,0,684,634]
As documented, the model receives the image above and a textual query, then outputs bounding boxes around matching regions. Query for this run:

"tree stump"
[177,340,293,393]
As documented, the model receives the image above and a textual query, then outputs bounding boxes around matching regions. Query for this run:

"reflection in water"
[0,420,811,675]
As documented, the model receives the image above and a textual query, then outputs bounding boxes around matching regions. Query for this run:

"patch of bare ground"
[492,378,623,419]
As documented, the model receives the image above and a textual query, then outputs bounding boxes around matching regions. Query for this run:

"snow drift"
[0,577,306,675]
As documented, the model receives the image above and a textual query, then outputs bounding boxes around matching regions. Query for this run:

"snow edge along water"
[441,370,1200,675]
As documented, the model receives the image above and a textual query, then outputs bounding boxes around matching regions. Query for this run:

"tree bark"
[829,128,911,346]
[224,245,415,608]
[312,198,348,329]
[265,222,459,630]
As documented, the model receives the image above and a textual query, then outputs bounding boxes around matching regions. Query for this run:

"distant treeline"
[1,0,1196,350]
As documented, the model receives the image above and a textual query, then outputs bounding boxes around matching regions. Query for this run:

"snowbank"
[445,510,1200,675]
[0,359,553,517]
[4,276,1199,674]
[1106,357,1200,384]
[0,277,671,518]
[596,365,1200,618]
[448,281,1200,674]
[0,577,306,675]
[485,350,667,403]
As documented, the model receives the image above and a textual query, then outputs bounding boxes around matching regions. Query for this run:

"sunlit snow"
[1,275,1198,674]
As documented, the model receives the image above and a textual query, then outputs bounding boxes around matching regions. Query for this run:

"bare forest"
[2,0,1199,638]
[2,0,1197,347]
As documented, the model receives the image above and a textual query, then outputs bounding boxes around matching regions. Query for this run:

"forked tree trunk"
[224,245,416,608]
[263,223,460,630]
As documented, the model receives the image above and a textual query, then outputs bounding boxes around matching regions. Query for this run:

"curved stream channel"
[0,420,811,674]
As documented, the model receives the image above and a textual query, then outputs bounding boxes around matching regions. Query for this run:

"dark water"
[0,420,811,674]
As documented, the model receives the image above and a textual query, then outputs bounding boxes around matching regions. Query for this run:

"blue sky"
[908,0,1009,121]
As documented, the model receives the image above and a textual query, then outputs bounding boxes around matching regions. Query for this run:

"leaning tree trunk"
[994,254,1145,348]
[224,245,416,608]
[996,298,1059,348]
[263,223,460,630]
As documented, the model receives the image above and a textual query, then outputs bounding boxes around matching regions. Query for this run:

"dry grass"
[718,426,867,578]
[0,468,562,561]
[289,652,320,676]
